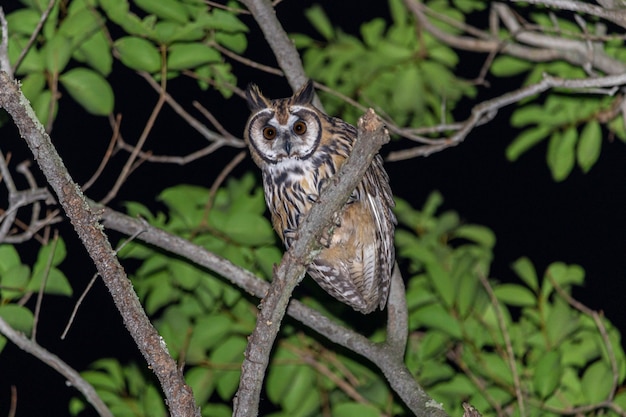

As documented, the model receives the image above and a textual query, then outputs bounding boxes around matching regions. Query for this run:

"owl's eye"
[293,120,307,135]
[263,126,277,140]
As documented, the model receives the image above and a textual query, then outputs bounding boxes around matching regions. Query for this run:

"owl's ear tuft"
[246,83,270,111]
[291,80,315,105]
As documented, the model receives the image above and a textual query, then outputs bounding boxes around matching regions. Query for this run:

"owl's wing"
[362,154,397,310]
[307,155,396,313]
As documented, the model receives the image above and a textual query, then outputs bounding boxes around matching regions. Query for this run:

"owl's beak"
[282,139,292,155]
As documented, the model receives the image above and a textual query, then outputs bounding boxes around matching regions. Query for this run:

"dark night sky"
[1,1,626,416]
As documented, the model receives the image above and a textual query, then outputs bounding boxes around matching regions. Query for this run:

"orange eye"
[263,126,276,140]
[293,120,307,135]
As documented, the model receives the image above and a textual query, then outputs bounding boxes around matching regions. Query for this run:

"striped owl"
[244,81,396,313]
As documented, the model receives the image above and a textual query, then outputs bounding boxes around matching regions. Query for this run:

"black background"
[1,1,625,416]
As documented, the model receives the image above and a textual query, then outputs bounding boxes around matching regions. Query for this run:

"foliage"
[3,0,245,127]
[1,0,625,416]
[0,237,72,350]
[65,178,626,417]
[294,0,477,128]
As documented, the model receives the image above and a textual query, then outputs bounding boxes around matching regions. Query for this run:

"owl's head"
[244,81,322,166]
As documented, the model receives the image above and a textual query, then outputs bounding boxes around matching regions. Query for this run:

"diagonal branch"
[0,317,114,417]
[0,71,200,417]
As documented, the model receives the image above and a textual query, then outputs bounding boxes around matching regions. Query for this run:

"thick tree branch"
[0,317,114,417]
[0,72,200,417]
[239,0,324,109]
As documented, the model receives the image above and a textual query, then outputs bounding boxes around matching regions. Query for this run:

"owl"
[244,80,396,314]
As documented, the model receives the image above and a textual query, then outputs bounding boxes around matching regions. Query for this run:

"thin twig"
[0,317,114,417]
[11,0,55,73]
[83,114,122,192]
[32,230,59,342]
[478,274,526,417]
[387,72,626,161]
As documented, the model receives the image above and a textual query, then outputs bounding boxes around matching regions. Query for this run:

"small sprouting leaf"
[60,68,114,115]
[305,5,334,40]
[582,361,613,403]
[506,126,551,162]
[134,0,189,23]
[577,120,602,173]
[511,257,538,291]
[167,43,220,70]
[547,128,577,182]
[0,304,34,334]
[494,284,536,307]
[115,36,161,73]
[533,350,561,399]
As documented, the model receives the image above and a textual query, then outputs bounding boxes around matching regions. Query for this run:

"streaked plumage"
[244,81,396,313]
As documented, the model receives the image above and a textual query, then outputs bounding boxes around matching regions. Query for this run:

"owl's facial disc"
[248,108,321,164]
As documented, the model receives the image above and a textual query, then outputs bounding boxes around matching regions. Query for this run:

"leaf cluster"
[293,0,476,129]
[398,193,626,416]
[4,0,247,125]
[0,238,72,350]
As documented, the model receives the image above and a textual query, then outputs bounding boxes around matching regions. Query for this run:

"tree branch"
[0,71,200,417]
[0,317,114,417]
[239,0,324,109]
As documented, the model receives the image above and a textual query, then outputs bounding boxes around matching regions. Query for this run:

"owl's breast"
[262,157,338,245]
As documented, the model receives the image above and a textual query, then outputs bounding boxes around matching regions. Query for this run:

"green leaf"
[214,212,275,246]
[494,284,536,307]
[547,128,577,182]
[453,224,495,248]
[511,257,538,291]
[211,336,247,400]
[491,55,532,77]
[546,262,585,289]
[115,36,161,73]
[582,361,613,403]
[576,120,602,173]
[6,9,41,36]
[0,264,30,300]
[305,5,334,40]
[360,18,386,48]
[533,350,561,399]
[506,126,551,162]
[20,72,46,102]
[0,304,34,334]
[410,303,461,338]
[58,7,102,39]
[44,33,72,73]
[167,43,220,70]
[28,267,73,296]
[0,245,22,272]
[142,384,167,417]
[214,32,247,54]
[60,68,114,115]
[332,403,380,417]
[185,367,214,405]
[75,29,113,76]
[134,0,189,23]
